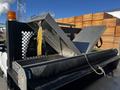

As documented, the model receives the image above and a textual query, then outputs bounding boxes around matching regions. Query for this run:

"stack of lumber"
[102,18,120,49]
[114,26,120,49]
[56,12,120,50]
[74,16,83,28]
[82,14,92,27]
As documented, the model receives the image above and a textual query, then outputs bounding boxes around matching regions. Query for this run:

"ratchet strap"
[37,27,42,56]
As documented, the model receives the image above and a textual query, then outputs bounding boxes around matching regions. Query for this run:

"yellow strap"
[37,27,42,56]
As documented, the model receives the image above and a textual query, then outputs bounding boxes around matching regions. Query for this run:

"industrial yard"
[0,0,120,90]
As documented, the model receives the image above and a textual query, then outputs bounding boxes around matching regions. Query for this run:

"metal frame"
[28,14,81,57]
[11,55,119,90]
[6,14,119,90]
[73,26,106,53]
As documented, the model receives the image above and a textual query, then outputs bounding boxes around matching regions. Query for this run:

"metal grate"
[21,31,34,59]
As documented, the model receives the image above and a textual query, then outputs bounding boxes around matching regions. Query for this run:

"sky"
[0,0,120,23]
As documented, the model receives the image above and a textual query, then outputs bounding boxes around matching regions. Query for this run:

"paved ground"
[0,77,7,90]
[84,62,120,90]
[1,62,120,90]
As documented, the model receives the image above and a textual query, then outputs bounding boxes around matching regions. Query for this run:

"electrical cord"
[84,53,106,76]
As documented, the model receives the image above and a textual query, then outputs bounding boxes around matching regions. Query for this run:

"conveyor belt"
[17,54,64,66]
[26,56,119,90]
[16,49,118,81]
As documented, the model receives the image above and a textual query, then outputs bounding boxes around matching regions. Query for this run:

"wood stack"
[74,16,83,28]
[56,12,120,50]
[56,18,63,22]
[101,18,120,49]
[114,26,120,49]
[92,13,117,49]
[82,14,92,27]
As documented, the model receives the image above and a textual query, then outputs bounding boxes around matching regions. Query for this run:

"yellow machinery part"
[37,27,42,56]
